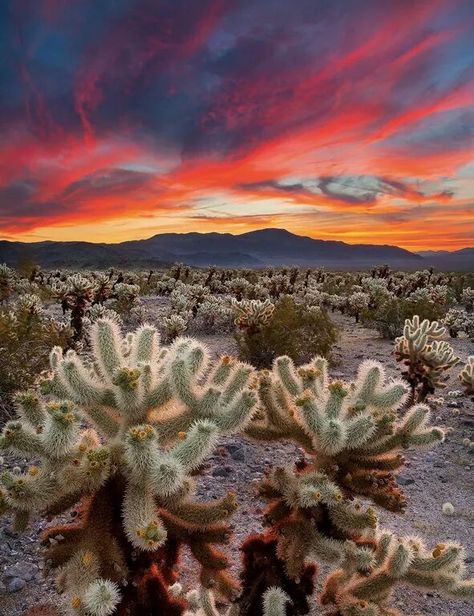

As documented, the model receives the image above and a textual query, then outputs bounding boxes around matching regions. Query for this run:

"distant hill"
[418,248,474,272]
[0,229,472,270]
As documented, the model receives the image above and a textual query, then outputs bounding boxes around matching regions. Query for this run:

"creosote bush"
[0,295,71,417]
[361,296,447,340]
[234,295,338,369]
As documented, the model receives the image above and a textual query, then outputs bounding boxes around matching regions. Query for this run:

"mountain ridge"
[0,229,472,271]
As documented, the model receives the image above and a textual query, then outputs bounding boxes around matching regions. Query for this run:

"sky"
[0,0,473,251]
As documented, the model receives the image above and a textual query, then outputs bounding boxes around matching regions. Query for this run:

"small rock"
[4,562,38,582]
[5,577,26,593]
[212,467,231,478]
[398,476,415,486]
[226,444,245,462]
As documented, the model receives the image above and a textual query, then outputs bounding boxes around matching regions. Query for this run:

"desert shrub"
[362,296,448,339]
[0,296,71,418]
[234,295,338,369]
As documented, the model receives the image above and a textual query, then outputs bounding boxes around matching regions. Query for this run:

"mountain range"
[0,229,472,271]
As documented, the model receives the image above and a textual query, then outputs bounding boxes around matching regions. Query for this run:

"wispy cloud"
[0,0,473,249]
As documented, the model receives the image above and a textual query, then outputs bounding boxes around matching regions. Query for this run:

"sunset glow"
[1,0,473,250]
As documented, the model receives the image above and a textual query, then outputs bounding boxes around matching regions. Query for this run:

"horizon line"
[1,227,472,254]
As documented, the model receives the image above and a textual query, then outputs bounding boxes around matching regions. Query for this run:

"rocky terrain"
[0,312,473,616]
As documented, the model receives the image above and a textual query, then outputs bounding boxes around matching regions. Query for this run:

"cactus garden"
[0,264,473,616]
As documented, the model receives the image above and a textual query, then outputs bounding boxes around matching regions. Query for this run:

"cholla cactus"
[226,277,252,301]
[347,292,370,323]
[164,312,190,342]
[82,305,123,348]
[327,294,347,313]
[321,531,474,615]
[443,308,473,338]
[0,319,258,614]
[0,263,15,302]
[303,289,332,311]
[84,303,122,327]
[170,283,210,318]
[107,282,147,326]
[232,299,275,334]
[461,287,474,311]
[243,356,458,609]
[248,282,270,301]
[0,294,71,401]
[156,275,178,295]
[91,272,114,304]
[168,584,289,616]
[52,274,97,342]
[395,316,459,402]
[409,284,453,308]
[361,278,392,308]
[110,282,140,312]
[15,278,41,295]
[14,293,44,318]
[459,356,474,397]
[194,298,234,334]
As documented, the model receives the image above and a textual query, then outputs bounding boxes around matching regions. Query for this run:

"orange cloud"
[1,0,473,251]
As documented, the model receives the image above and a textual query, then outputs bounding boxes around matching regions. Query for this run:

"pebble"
[225,443,246,462]
[212,466,232,477]
[5,577,26,593]
[4,562,39,582]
